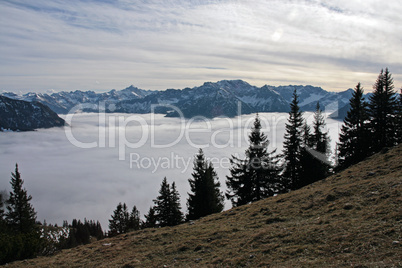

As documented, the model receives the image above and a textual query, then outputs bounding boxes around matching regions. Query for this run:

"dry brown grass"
[6,145,402,267]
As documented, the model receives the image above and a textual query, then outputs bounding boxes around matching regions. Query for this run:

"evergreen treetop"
[5,164,37,233]
[301,120,313,147]
[153,177,171,227]
[226,114,281,207]
[312,102,330,156]
[310,102,332,179]
[246,114,269,159]
[108,202,129,236]
[282,89,304,190]
[187,149,224,221]
[338,82,370,170]
[127,205,142,231]
[169,182,184,226]
[153,178,183,227]
[369,68,398,152]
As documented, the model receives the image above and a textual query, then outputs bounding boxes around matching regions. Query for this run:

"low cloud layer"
[0,112,342,229]
[1,0,401,93]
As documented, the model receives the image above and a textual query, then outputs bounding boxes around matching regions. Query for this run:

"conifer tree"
[2,164,41,263]
[312,103,330,154]
[143,206,157,228]
[74,220,90,244]
[301,121,313,148]
[153,178,171,227]
[282,90,304,190]
[64,228,78,249]
[127,205,142,231]
[369,68,397,152]
[63,219,103,247]
[204,163,224,211]
[5,164,37,233]
[187,149,224,220]
[338,82,370,170]
[153,178,183,227]
[95,221,104,240]
[84,220,103,240]
[225,155,250,206]
[226,114,281,207]
[310,102,331,180]
[108,202,129,236]
[299,121,317,188]
[169,182,184,226]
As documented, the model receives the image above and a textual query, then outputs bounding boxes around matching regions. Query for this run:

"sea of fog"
[0,112,343,230]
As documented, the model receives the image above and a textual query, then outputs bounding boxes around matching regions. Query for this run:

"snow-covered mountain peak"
[1,80,353,119]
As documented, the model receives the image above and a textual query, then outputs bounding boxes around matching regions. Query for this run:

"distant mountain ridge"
[0,95,65,131]
[1,80,354,118]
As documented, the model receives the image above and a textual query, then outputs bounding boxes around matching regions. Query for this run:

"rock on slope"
[8,145,402,267]
[0,95,65,131]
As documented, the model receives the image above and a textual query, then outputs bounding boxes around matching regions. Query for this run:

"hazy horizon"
[1,79,356,95]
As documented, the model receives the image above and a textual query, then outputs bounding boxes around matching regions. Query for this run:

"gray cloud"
[0,0,401,93]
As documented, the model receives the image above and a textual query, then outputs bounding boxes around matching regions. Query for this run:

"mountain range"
[1,80,354,119]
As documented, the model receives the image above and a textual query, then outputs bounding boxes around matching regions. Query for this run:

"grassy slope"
[7,145,402,267]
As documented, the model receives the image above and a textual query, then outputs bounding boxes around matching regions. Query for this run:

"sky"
[0,0,401,93]
[0,112,342,229]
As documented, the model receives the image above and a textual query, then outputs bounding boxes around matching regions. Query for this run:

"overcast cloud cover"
[0,0,401,93]
[0,112,342,229]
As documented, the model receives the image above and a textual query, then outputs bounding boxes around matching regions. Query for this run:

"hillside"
[0,96,65,131]
[7,145,401,267]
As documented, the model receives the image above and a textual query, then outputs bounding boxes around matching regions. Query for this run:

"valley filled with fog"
[0,112,343,229]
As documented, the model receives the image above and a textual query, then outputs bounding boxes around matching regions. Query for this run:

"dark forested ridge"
[0,96,65,131]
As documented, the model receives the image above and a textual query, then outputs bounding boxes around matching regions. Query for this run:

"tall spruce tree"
[369,68,397,152]
[187,149,224,220]
[310,102,331,179]
[5,164,37,233]
[282,90,304,190]
[127,205,142,231]
[108,202,129,236]
[153,178,183,227]
[2,164,41,264]
[338,83,370,170]
[153,178,171,227]
[169,182,184,226]
[226,114,281,207]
